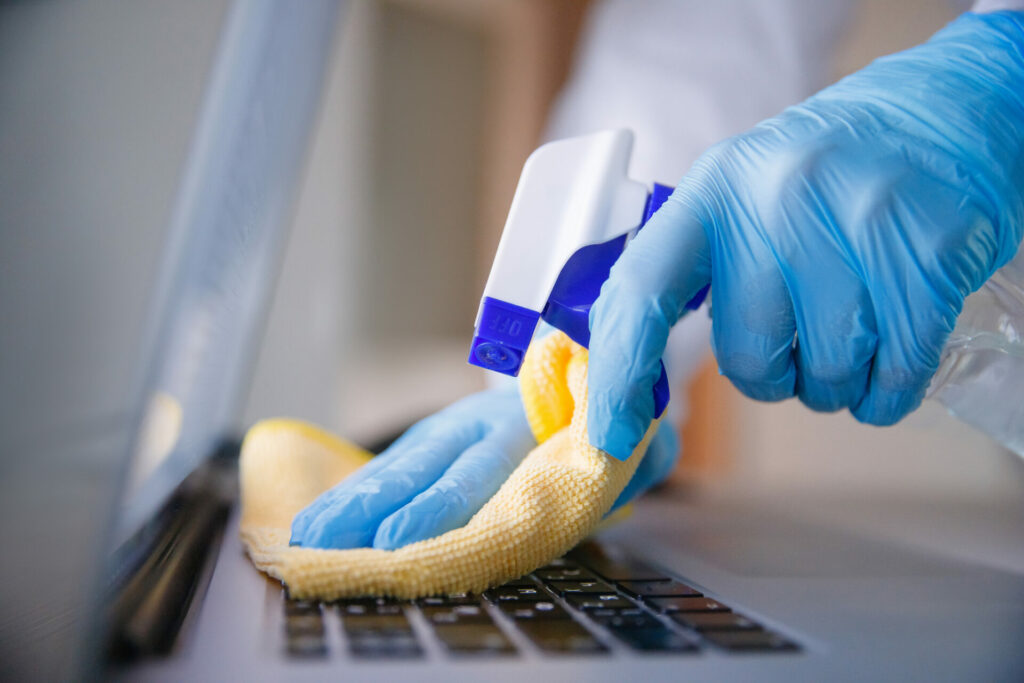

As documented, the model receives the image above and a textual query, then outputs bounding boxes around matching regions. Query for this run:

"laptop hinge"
[104,442,238,661]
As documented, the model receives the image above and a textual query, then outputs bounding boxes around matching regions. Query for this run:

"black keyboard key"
[499,576,539,587]
[485,585,548,601]
[342,613,414,636]
[565,593,635,611]
[546,578,616,596]
[347,632,423,659]
[519,620,608,654]
[704,630,799,652]
[336,596,401,606]
[590,612,662,630]
[338,598,405,616]
[584,559,669,581]
[421,604,493,625]
[284,598,321,616]
[607,624,698,653]
[570,545,669,581]
[618,580,701,599]
[286,632,328,658]
[533,566,598,582]
[434,624,516,655]
[497,600,572,620]
[285,613,325,636]
[589,610,643,626]
[671,612,761,632]
[282,595,327,657]
[342,608,424,659]
[649,596,729,614]
[418,592,479,606]
[284,601,327,658]
[541,557,575,567]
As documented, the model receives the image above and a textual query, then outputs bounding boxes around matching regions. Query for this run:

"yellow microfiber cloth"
[239,331,658,600]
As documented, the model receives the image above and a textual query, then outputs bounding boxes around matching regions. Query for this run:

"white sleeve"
[544,0,852,425]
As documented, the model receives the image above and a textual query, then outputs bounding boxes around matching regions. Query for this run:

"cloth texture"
[239,331,656,599]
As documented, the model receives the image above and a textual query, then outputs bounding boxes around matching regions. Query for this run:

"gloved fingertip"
[374,514,439,551]
[851,386,924,427]
[590,428,638,462]
[850,397,891,426]
[298,511,373,550]
[728,368,797,403]
[374,488,458,550]
[587,392,647,461]
[798,379,861,414]
[370,534,400,551]
[608,424,680,512]
[289,513,312,546]
[371,517,409,551]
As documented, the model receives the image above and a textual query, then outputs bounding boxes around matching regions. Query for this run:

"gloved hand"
[588,11,1024,461]
[290,385,680,550]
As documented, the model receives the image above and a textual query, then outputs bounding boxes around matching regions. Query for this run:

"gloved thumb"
[587,184,711,460]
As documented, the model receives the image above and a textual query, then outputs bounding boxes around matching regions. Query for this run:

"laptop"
[3,1,1024,681]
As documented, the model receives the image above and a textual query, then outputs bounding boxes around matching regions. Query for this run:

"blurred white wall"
[245,0,487,442]
[244,1,375,431]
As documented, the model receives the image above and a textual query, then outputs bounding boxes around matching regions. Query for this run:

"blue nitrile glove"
[610,420,678,511]
[290,386,680,550]
[588,11,1024,461]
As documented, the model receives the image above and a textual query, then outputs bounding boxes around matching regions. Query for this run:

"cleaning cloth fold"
[239,331,657,599]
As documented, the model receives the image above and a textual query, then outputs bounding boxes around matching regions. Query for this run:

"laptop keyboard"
[281,541,800,660]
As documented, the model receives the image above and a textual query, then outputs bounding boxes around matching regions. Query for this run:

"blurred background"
[2,0,1021,529]
[5,2,1023,678]
[248,0,1023,502]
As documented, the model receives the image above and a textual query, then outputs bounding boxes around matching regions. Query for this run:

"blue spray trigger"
[542,234,626,349]
[652,363,669,421]
[540,236,670,419]
[540,184,685,419]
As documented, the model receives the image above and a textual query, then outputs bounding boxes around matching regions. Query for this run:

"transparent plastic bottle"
[928,248,1024,457]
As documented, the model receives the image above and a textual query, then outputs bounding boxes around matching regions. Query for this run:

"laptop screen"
[113,0,343,547]
[1,0,340,677]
